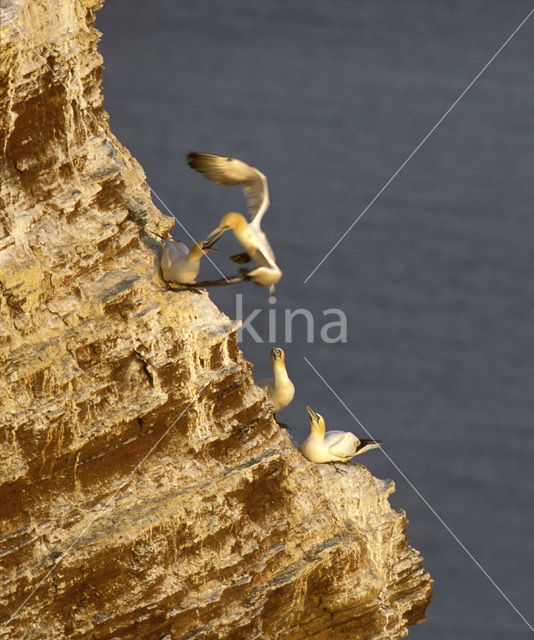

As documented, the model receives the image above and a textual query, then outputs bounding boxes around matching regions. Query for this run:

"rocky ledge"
[0,1,432,638]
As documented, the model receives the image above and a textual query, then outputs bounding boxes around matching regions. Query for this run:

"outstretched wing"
[247,227,277,269]
[187,152,270,224]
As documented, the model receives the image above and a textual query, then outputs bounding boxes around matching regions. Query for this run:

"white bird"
[256,347,295,414]
[187,152,282,294]
[158,236,216,285]
[300,406,382,464]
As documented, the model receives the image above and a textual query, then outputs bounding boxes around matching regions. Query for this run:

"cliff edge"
[0,1,433,638]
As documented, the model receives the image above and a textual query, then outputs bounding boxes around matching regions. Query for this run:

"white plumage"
[187,152,282,294]
[300,406,382,464]
[159,237,214,285]
[256,347,295,413]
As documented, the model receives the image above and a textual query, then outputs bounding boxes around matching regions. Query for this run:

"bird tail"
[148,230,168,241]
[355,439,383,455]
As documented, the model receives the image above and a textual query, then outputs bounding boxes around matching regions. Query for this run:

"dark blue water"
[97,2,534,637]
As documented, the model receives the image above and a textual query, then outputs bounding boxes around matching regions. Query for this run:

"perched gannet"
[301,406,382,464]
[257,347,295,414]
[158,236,216,285]
[187,152,282,294]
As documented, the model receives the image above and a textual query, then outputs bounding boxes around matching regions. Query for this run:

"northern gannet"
[187,152,282,294]
[301,406,382,464]
[257,347,295,414]
[157,236,216,285]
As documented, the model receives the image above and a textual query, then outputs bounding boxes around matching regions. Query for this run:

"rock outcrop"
[0,1,433,638]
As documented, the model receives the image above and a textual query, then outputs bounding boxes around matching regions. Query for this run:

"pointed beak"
[205,225,226,245]
[199,241,219,254]
[306,406,318,421]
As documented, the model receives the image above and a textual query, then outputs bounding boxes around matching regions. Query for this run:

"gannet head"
[207,212,248,244]
[306,405,325,437]
[188,241,218,260]
[221,212,247,229]
[270,347,285,365]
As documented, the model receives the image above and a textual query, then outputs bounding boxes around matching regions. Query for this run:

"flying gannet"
[187,152,282,294]
[257,347,295,414]
[157,235,216,285]
[301,406,382,464]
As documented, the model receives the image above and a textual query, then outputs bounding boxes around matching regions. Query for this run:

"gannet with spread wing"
[187,152,282,294]
[301,406,382,464]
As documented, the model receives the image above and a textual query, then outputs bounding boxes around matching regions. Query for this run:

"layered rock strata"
[0,1,433,638]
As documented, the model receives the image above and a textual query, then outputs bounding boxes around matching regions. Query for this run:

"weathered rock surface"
[0,1,433,638]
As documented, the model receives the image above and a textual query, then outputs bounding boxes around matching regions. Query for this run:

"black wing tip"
[186,151,201,167]
[187,151,225,171]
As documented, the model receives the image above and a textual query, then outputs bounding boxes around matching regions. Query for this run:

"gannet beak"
[271,347,283,360]
[306,406,318,422]
[202,226,227,250]
[199,241,219,254]
[206,225,226,243]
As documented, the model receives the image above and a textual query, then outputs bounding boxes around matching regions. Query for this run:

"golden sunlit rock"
[0,2,432,638]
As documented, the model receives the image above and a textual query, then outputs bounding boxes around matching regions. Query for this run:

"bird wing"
[161,240,188,271]
[172,240,190,256]
[160,245,173,271]
[187,152,270,224]
[324,431,359,459]
[248,227,277,268]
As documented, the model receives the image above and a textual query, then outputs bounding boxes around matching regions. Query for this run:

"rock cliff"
[0,1,433,638]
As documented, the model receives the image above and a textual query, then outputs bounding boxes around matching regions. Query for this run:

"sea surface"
[97,2,534,638]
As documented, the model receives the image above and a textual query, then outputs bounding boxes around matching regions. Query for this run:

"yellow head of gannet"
[257,347,295,414]
[206,212,249,246]
[306,406,326,437]
[301,406,382,465]
[204,212,281,294]
[189,241,218,260]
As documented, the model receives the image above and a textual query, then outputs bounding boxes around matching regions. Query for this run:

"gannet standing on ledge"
[187,152,282,294]
[257,347,295,414]
[157,235,216,285]
[301,406,382,464]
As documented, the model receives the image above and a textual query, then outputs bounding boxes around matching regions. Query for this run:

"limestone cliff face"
[0,1,433,639]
